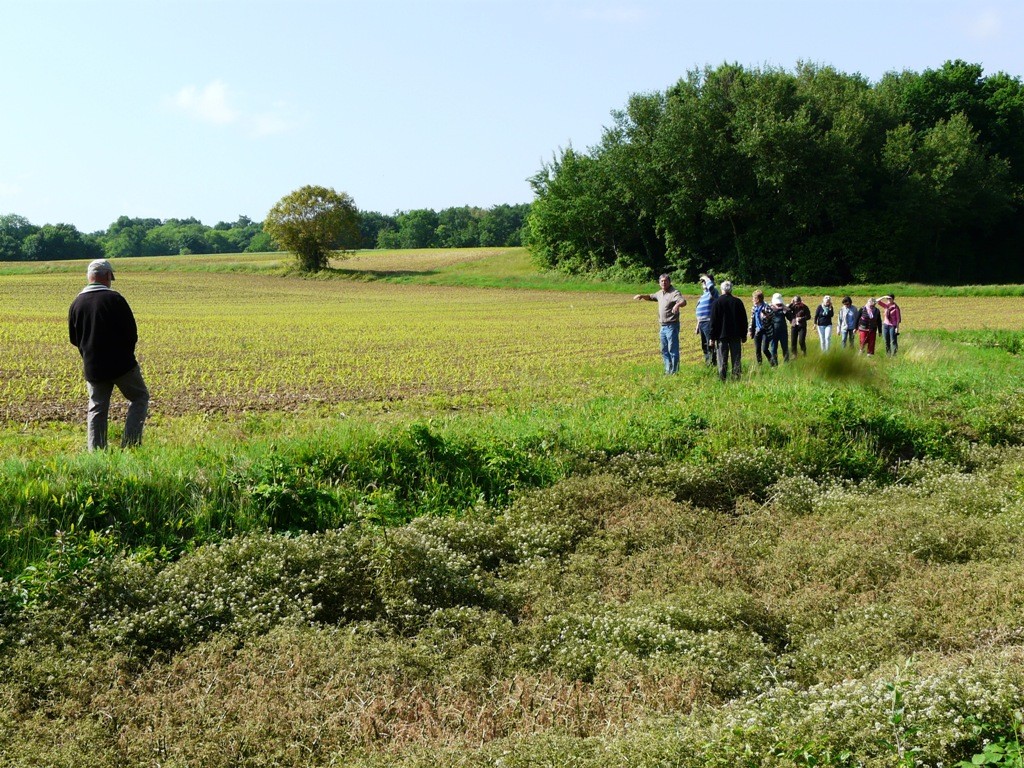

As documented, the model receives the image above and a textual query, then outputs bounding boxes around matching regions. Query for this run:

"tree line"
[0,204,530,262]
[360,203,530,250]
[526,60,1024,284]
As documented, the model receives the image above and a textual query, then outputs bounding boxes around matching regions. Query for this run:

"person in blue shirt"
[694,273,719,366]
[837,296,859,349]
[749,289,772,365]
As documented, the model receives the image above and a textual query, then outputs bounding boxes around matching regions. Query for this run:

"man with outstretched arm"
[634,273,687,374]
[68,259,150,450]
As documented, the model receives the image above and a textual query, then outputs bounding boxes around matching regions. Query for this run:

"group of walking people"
[749,290,902,364]
[635,273,903,381]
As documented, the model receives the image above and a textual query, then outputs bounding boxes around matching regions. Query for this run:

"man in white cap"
[68,259,150,449]
[764,293,793,365]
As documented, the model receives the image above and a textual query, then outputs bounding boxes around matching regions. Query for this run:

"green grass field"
[1,249,1024,767]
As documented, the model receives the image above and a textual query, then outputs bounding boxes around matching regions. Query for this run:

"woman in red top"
[876,294,902,356]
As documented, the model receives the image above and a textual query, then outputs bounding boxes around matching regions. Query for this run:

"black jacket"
[709,293,748,341]
[856,306,883,333]
[68,287,139,382]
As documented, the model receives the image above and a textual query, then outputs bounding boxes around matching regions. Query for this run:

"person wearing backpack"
[762,293,793,366]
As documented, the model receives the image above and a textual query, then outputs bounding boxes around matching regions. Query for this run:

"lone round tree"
[264,185,360,272]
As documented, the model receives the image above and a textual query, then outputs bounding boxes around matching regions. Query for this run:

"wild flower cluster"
[527,604,774,695]
[688,658,1024,767]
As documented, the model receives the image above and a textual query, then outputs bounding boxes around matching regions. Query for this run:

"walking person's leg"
[884,325,898,356]
[700,321,716,366]
[86,379,115,450]
[715,341,727,381]
[660,325,673,373]
[114,365,150,447]
[730,339,742,380]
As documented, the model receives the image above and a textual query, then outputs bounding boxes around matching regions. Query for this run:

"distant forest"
[526,60,1024,284]
[0,203,530,262]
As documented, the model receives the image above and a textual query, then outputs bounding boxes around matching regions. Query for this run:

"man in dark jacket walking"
[68,259,150,450]
[709,280,748,381]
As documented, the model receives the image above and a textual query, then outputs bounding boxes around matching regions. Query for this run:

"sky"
[2,0,1022,233]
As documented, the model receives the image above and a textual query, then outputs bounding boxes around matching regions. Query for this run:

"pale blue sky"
[2,0,1021,233]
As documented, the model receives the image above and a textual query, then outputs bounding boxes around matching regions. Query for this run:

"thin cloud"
[171,80,239,125]
[168,81,300,137]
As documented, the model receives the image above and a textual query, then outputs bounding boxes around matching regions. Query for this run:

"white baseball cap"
[87,259,115,280]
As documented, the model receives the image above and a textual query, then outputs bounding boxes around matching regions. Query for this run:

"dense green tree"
[396,208,440,249]
[436,206,483,248]
[244,230,276,252]
[101,216,161,257]
[875,114,1012,282]
[528,60,1024,284]
[264,185,360,272]
[203,229,234,254]
[358,211,399,249]
[22,223,103,261]
[0,214,38,260]
[376,227,402,249]
[478,203,531,247]
[528,148,616,272]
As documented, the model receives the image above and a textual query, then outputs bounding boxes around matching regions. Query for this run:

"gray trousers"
[86,365,150,450]
[715,338,743,380]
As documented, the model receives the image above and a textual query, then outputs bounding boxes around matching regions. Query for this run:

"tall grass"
[4,332,1023,581]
